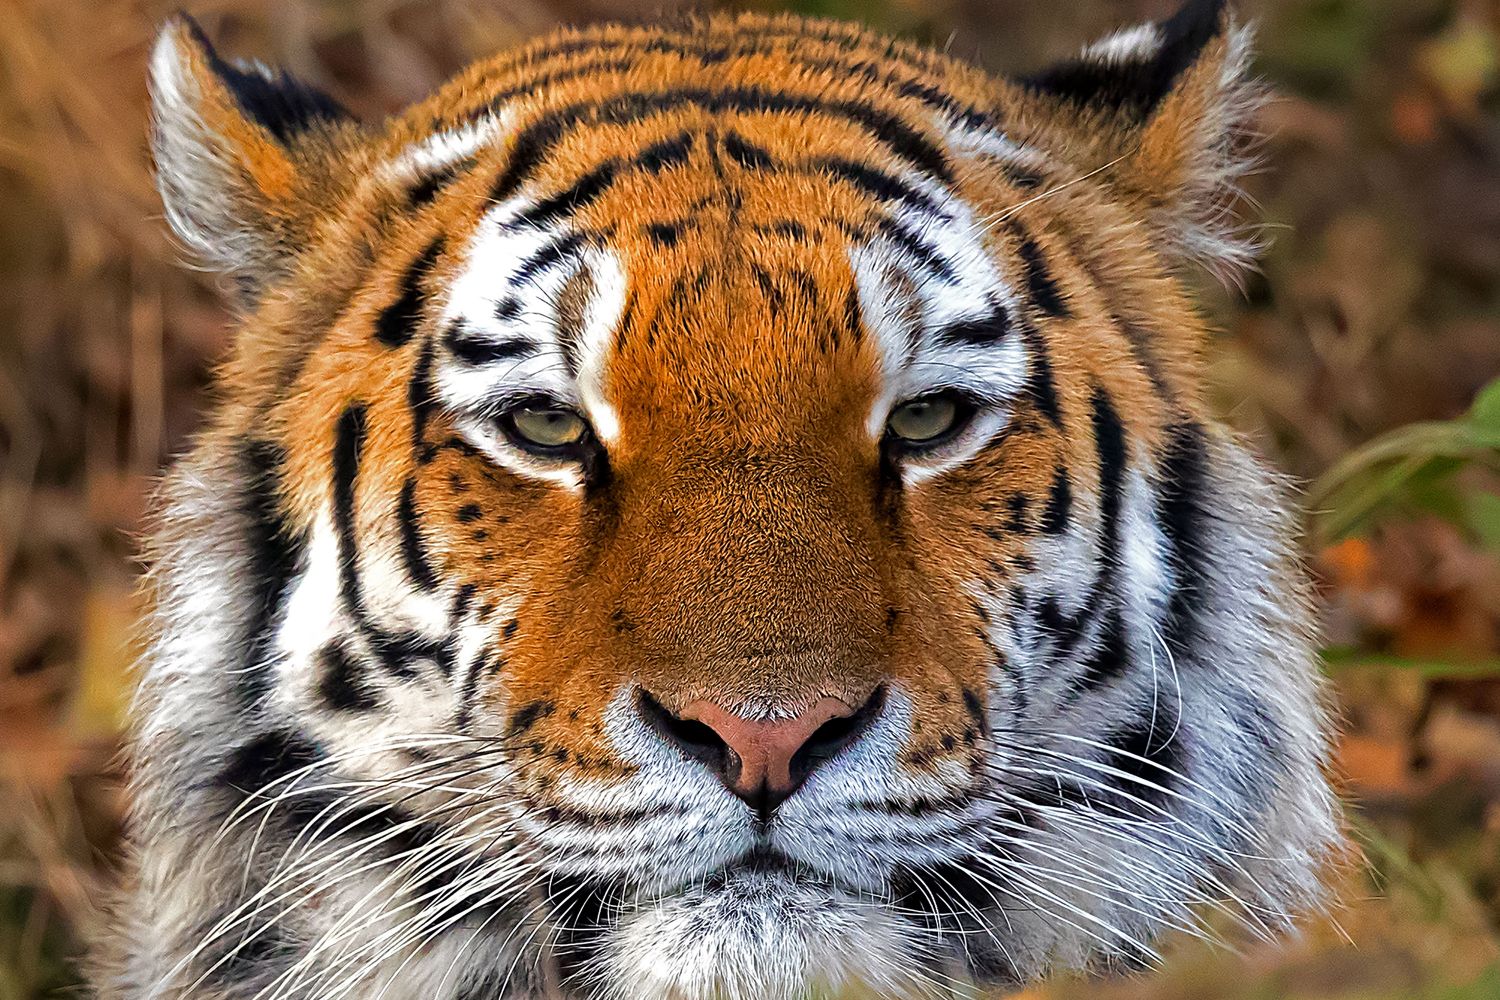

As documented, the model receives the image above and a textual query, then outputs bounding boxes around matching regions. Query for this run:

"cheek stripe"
[397,478,438,590]
[1157,421,1211,655]
[237,439,304,710]
[1090,385,1127,564]
[1041,467,1072,534]
[332,404,371,617]
[1019,320,1062,427]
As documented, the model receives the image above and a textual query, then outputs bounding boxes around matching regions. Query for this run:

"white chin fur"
[593,871,958,1000]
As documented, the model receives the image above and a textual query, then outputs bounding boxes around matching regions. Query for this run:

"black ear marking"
[178,13,351,142]
[1021,0,1228,118]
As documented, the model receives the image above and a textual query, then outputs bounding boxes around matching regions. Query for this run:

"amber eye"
[887,395,962,444]
[508,405,589,450]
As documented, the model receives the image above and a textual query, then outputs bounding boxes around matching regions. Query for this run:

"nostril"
[636,685,888,816]
[635,688,737,776]
[789,685,886,785]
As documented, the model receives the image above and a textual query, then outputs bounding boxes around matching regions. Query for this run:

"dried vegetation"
[1,1,1498,997]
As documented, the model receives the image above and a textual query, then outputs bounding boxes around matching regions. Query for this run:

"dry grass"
[1,1,1498,998]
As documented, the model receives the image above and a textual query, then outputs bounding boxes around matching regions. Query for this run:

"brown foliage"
[0,1,1498,997]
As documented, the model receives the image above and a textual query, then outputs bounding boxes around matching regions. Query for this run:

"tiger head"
[114,2,1339,998]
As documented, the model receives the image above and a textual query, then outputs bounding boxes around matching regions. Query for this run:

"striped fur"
[98,4,1338,999]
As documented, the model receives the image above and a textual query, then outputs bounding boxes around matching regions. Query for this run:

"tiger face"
[106,3,1338,999]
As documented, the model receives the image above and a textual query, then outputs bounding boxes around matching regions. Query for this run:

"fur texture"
[97,4,1339,999]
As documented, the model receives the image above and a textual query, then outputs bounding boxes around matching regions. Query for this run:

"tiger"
[96,2,1340,998]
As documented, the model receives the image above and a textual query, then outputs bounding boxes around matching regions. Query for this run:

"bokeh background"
[1,0,1499,997]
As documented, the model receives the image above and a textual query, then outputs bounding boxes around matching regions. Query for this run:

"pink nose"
[637,688,886,815]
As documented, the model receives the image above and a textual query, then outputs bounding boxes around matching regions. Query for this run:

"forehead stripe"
[510,159,620,228]
[637,130,696,171]
[512,232,588,285]
[407,156,475,208]
[722,131,775,169]
[812,157,947,217]
[874,216,956,282]
[489,86,952,203]
[447,23,970,129]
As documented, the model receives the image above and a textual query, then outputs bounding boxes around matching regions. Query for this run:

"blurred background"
[1,0,1498,997]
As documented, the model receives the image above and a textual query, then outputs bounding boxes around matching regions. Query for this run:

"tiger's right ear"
[149,14,353,297]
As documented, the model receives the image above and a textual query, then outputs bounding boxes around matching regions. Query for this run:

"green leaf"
[1470,376,1500,435]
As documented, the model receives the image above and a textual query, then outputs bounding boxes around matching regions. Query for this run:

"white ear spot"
[379,113,510,189]
[1082,23,1165,63]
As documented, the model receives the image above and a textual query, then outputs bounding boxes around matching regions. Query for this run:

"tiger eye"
[510,406,588,448]
[887,396,960,443]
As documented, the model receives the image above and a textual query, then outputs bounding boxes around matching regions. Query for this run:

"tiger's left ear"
[1020,0,1260,278]
[149,14,355,299]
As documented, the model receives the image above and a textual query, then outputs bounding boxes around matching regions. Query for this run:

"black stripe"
[751,264,784,315]
[513,160,620,228]
[1019,320,1062,427]
[397,479,438,590]
[236,441,303,709]
[1037,595,1089,658]
[645,221,685,247]
[450,583,477,621]
[754,219,807,240]
[937,308,1010,347]
[875,216,955,282]
[375,238,443,349]
[636,130,696,172]
[1107,708,1184,807]
[217,730,321,802]
[1074,606,1129,690]
[448,21,940,122]
[332,406,435,680]
[1091,386,1127,566]
[844,286,863,340]
[1157,422,1211,654]
[407,158,474,208]
[490,86,951,203]
[215,730,448,869]
[1012,225,1068,318]
[481,58,641,114]
[316,641,378,712]
[408,338,436,455]
[513,232,586,284]
[722,131,775,169]
[786,268,818,304]
[809,156,945,217]
[443,321,539,366]
[1041,466,1072,534]
[333,404,370,617]
[507,700,556,739]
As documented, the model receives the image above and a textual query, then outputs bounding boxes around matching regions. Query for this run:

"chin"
[588,867,957,1000]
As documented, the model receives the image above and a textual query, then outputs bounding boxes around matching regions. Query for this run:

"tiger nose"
[636,687,887,815]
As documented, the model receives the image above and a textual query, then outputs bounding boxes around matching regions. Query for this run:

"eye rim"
[494,397,595,458]
[884,390,977,453]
